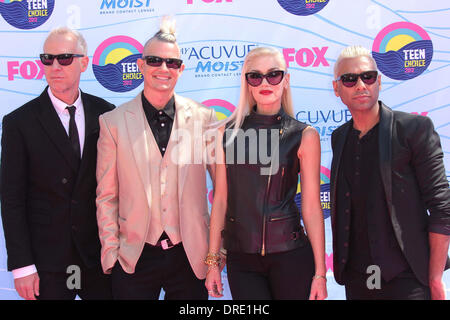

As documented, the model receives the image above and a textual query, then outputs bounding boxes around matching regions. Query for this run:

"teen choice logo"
[202,99,236,121]
[0,0,54,29]
[295,166,331,219]
[277,0,329,16]
[92,35,143,92]
[372,22,433,80]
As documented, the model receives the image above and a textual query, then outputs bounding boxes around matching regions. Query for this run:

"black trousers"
[227,242,315,300]
[111,242,207,300]
[37,245,112,300]
[343,268,431,300]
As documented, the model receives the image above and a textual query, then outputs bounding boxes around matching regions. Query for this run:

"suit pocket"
[28,212,51,225]
[28,198,50,210]
[268,212,298,222]
[392,149,412,175]
[267,212,305,246]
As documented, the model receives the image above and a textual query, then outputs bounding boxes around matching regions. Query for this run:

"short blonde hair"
[334,45,377,79]
[45,26,87,55]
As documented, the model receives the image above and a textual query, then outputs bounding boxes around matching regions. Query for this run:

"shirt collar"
[48,87,83,116]
[141,94,175,120]
[350,122,379,141]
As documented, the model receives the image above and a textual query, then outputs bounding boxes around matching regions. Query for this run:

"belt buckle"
[161,239,174,250]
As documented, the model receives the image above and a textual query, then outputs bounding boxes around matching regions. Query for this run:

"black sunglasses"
[245,70,285,87]
[336,71,378,87]
[143,55,183,69]
[40,53,84,66]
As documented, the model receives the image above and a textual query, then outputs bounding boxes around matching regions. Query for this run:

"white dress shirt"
[48,87,86,157]
[11,88,85,279]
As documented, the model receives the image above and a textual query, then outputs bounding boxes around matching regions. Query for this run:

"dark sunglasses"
[143,55,183,69]
[336,71,378,87]
[245,70,285,87]
[39,53,84,66]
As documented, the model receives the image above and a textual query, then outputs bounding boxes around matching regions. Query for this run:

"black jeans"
[227,242,315,300]
[111,242,207,300]
[344,268,431,300]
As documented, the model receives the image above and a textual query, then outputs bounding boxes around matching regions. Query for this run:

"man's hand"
[430,278,446,300]
[14,272,39,300]
[428,232,449,300]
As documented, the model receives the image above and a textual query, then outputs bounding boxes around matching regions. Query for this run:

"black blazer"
[0,88,115,272]
[330,101,450,286]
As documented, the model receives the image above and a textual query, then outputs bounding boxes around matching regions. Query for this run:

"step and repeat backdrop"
[0,0,449,300]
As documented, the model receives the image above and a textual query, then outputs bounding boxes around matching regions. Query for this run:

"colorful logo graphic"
[92,35,143,92]
[372,22,433,80]
[0,0,54,29]
[202,98,236,121]
[295,166,331,219]
[277,0,329,16]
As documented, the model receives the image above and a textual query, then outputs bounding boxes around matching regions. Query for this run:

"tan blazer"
[96,92,216,279]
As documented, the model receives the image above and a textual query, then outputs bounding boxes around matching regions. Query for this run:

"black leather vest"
[223,108,309,255]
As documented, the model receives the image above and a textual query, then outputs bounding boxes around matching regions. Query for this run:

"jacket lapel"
[125,94,152,206]
[81,91,99,154]
[330,121,351,223]
[34,88,79,173]
[378,102,393,213]
[174,95,193,201]
[75,91,99,185]
[378,102,404,248]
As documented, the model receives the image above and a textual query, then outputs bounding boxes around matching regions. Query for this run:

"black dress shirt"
[342,123,410,281]
[142,94,175,156]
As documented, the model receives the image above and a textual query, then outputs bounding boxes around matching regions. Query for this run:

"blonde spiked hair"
[334,45,378,79]
[144,15,178,51]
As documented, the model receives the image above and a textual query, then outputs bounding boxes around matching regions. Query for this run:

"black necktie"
[66,106,81,160]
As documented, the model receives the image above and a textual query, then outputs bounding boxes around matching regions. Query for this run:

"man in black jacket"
[330,45,450,300]
[0,27,114,300]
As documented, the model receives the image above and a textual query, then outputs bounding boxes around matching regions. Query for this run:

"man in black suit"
[0,27,114,300]
[330,45,450,300]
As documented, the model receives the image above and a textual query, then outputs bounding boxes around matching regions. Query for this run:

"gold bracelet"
[312,275,327,281]
[204,253,221,267]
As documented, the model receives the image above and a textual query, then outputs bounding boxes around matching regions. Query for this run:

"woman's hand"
[205,266,224,298]
[309,276,328,300]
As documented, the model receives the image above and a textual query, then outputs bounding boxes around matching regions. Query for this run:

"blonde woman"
[205,47,327,299]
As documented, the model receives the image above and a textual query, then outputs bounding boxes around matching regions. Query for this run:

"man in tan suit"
[96,18,216,299]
